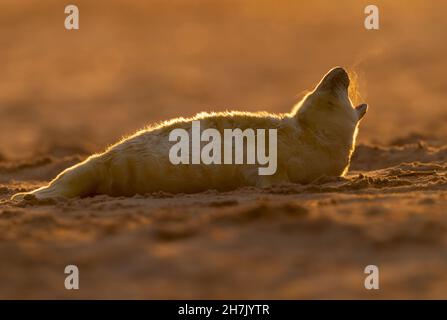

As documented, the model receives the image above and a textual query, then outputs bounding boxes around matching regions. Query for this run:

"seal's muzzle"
[316,67,350,91]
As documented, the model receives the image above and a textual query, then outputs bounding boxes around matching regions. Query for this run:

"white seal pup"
[11,67,367,200]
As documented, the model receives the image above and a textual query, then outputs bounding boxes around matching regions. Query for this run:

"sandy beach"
[0,0,446,299]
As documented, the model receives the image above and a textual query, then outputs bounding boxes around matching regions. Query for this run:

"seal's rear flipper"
[10,156,101,201]
[11,185,69,201]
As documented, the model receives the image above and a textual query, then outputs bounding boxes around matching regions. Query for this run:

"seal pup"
[11,67,368,200]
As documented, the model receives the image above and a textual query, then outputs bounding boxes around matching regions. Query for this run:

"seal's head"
[295,67,368,138]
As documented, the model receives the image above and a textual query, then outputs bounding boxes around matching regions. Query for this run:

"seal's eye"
[326,101,337,109]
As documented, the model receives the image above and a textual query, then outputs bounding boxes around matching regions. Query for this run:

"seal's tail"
[11,156,102,200]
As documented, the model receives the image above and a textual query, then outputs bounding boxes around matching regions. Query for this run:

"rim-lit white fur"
[11,67,367,200]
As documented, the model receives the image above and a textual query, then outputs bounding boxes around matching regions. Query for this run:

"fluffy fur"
[12,67,367,200]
